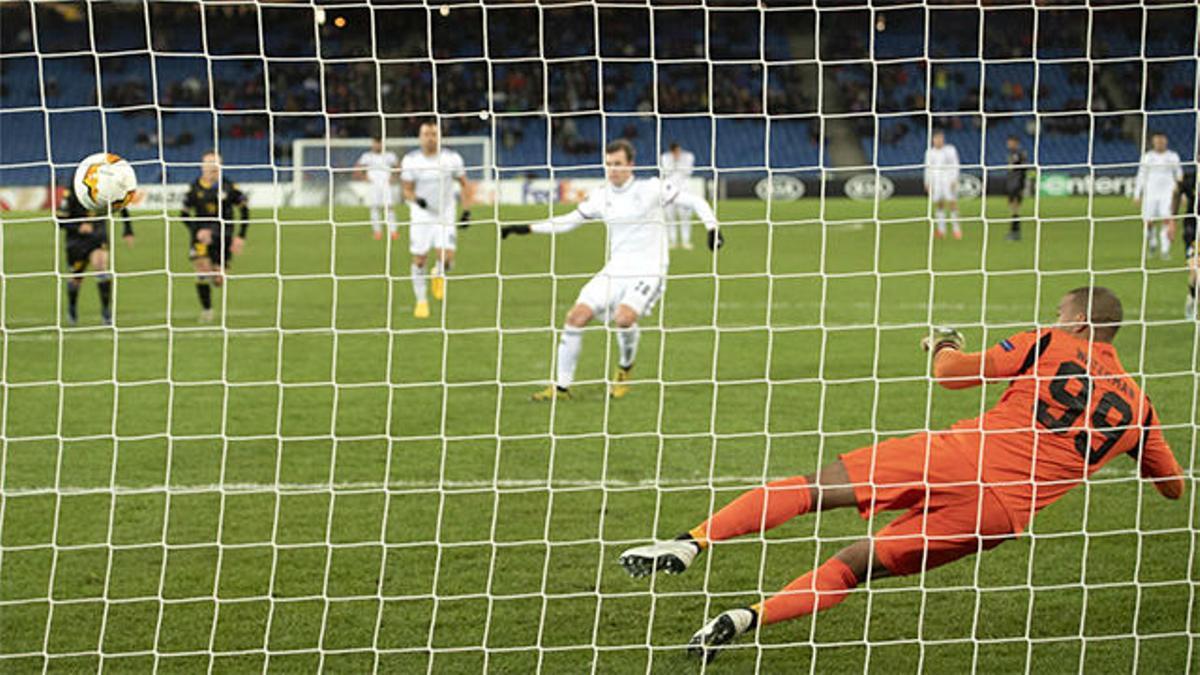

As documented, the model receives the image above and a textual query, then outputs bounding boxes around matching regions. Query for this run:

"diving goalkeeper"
[618,286,1184,663]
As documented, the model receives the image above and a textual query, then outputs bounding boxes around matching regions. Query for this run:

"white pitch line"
[1,465,1183,497]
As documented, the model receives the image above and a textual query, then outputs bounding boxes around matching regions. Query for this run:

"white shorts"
[928,180,958,203]
[366,183,393,208]
[409,215,457,255]
[576,272,665,320]
[1142,193,1173,221]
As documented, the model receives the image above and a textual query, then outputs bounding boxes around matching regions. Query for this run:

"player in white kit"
[402,121,474,319]
[1133,132,1183,259]
[354,137,399,240]
[924,131,962,240]
[501,139,724,401]
[661,142,697,250]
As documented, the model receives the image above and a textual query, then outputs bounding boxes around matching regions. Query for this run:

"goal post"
[289,135,493,207]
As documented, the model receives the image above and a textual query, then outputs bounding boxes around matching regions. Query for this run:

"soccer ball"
[73,152,138,211]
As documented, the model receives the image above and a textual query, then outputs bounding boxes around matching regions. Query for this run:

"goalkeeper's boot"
[618,539,700,578]
[431,275,445,301]
[531,385,571,402]
[413,300,431,319]
[609,366,632,399]
[687,609,756,664]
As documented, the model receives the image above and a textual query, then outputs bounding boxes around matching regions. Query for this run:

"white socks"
[369,207,397,234]
[411,264,427,302]
[935,209,947,235]
[950,210,961,235]
[556,327,583,389]
[617,326,639,370]
[1160,227,1171,256]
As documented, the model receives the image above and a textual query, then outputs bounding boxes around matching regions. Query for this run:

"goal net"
[0,1,1196,672]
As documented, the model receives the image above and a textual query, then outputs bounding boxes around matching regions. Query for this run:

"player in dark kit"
[1175,168,1198,318]
[1004,136,1030,241]
[180,151,249,322]
[56,186,134,325]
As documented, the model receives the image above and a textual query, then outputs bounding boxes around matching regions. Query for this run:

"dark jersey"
[1006,148,1029,192]
[57,189,133,240]
[56,189,133,271]
[181,177,249,238]
[1177,175,1196,249]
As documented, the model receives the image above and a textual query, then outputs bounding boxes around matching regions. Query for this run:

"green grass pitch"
[0,194,1195,673]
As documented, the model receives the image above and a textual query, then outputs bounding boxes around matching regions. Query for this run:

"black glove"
[414,198,428,210]
[707,228,724,251]
[458,209,471,230]
[501,224,531,239]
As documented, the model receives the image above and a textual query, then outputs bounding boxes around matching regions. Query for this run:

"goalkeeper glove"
[501,224,531,239]
[458,209,471,230]
[412,198,428,210]
[921,326,965,354]
[707,228,724,251]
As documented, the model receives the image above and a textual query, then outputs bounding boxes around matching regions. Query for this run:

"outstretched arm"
[1133,405,1185,500]
[671,191,718,232]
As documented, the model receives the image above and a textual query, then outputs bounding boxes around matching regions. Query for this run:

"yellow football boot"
[531,386,571,402]
[609,368,632,399]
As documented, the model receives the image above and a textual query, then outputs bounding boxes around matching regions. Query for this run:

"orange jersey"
[934,328,1183,530]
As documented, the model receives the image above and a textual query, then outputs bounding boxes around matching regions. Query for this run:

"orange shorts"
[840,432,1016,577]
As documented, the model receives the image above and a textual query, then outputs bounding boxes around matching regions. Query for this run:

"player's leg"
[618,460,858,578]
[1007,194,1022,241]
[932,194,947,238]
[609,277,664,398]
[689,485,1014,663]
[610,305,639,399]
[1187,244,1198,319]
[369,206,383,239]
[430,223,458,301]
[90,246,113,325]
[678,202,694,249]
[1161,215,1175,259]
[618,431,970,576]
[192,257,214,322]
[64,244,88,325]
[533,302,594,401]
[409,223,433,318]
[687,539,876,663]
[665,203,679,249]
[948,197,961,239]
[384,200,397,239]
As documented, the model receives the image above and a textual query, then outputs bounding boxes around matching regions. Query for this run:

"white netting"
[0,1,1196,671]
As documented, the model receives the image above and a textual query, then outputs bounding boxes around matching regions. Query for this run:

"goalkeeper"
[619,287,1184,663]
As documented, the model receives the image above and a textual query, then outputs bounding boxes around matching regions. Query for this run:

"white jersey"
[660,150,695,191]
[531,176,717,276]
[924,144,960,185]
[400,149,465,216]
[1134,149,1182,199]
[356,150,398,186]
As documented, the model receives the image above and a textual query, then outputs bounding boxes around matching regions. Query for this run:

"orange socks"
[688,476,812,546]
[753,556,859,625]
